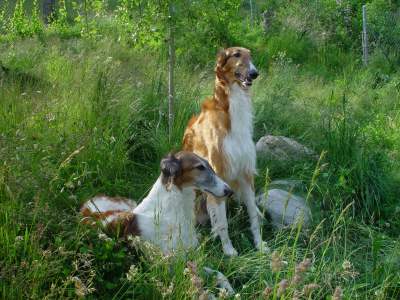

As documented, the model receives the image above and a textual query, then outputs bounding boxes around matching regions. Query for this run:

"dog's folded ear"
[216,48,228,70]
[160,153,182,190]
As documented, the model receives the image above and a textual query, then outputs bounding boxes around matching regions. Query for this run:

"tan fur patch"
[182,47,254,181]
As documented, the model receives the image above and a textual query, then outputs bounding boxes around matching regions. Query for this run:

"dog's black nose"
[249,69,259,80]
[224,186,234,197]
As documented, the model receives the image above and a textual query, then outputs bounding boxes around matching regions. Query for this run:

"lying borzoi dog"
[183,47,267,256]
[81,151,233,254]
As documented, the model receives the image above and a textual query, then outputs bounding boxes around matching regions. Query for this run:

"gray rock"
[256,189,311,229]
[256,135,317,161]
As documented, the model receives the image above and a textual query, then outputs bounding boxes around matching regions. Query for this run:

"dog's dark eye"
[233,52,241,58]
[196,165,206,171]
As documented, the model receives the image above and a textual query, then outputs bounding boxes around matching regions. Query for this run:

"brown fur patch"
[107,212,141,237]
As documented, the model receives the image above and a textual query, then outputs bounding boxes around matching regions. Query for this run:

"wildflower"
[20,260,28,268]
[332,286,343,300]
[262,287,273,299]
[277,279,289,297]
[302,283,320,297]
[98,232,112,242]
[234,293,241,299]
[218,288,229,299]
[70,276,95,297]
[15,236,24,243]
[199,290,215,300]
[127,235,141,247]
[342,260,352,271]
[341,259,359,279]
[42,249,51,257]
[58,246,67,255]
[126,265,138,282]
[161,282,174,297]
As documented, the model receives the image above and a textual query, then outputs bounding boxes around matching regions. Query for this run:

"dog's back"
[80,195,139,236]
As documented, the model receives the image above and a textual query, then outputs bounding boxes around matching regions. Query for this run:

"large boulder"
[256,135,317,161]
[256,189,311,229]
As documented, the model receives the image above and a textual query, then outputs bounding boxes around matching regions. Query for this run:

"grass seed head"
[263,286,273,299]
[333,286,343,300]
[292,290,302,300]
[302,283,320,297]
[271,251,285,272]
[295,258,312,274]
[277,279,289,297]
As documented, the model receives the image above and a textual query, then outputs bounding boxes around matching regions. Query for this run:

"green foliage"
[51,0,70,36]
[367,0,400,68]
[0,1,399,299]
[10,0,31,36]
[0,0,9,35]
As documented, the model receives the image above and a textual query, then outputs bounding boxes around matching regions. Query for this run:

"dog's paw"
[256,241,270,254]
[222,243,238,257]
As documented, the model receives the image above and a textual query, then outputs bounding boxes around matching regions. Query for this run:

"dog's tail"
[80,195,140,237]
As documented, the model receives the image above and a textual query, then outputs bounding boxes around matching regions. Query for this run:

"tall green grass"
[1,3,400,298]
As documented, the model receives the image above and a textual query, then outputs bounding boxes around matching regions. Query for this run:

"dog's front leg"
[239,177,270,253]
[206,196,238,256]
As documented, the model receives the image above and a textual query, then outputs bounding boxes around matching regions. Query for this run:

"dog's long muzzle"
[204,176,233,198]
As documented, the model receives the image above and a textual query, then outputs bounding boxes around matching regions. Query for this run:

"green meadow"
[0,0,399,299]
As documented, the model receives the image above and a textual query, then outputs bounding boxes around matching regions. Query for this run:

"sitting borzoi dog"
[183,47,267,256]
[81,151,233,255]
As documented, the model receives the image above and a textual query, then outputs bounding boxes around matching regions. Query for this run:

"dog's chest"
[136,185,198,252]
[223,85,256,179]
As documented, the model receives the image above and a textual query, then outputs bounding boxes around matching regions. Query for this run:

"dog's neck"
[135,177,195,216]
[218,77,256,180]
[133,176,198,253]
[213,76,230,110]
[213,75,253,130]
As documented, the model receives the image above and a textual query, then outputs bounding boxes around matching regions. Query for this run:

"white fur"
[85,178,199,254]
[249,61,257,73]
[223,83,256,180]
[134,177,199,254]
[84,196,134,212]
[207,201,238,256]
[212,83,269,255]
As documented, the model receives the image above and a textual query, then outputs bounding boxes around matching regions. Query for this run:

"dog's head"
[215,47,259,90]
[160,151,233,198]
